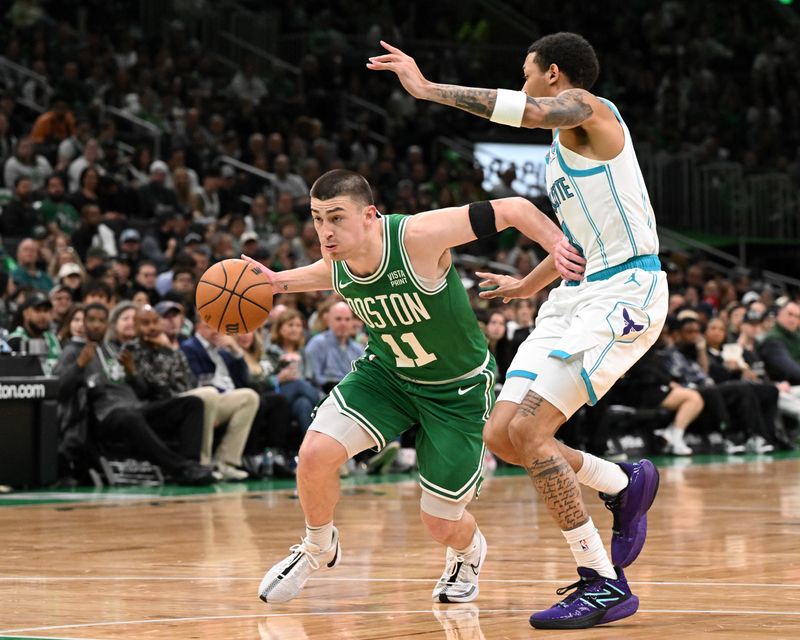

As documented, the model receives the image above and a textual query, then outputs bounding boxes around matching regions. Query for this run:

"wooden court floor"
[2,456,800,639]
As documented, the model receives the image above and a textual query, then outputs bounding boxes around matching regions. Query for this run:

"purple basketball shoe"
[529,567,639,630]
[600,459,660,568]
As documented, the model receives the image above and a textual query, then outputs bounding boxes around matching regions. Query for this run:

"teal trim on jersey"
[568,176,610,269]
[580,368,599,405]
[586,255,660,282]
[597,97,623,123]
[549,350,572,360]
[560,221,584,256]
[506,369,538,381]
[632,158,655,232]
[556,145,606,177]
[605,165,638,256]
[642,271,659,308]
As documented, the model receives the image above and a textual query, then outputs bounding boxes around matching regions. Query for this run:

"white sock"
[453,527,480,555]
[563,518,616,579]
[305,521,334,550]
[575,451,628,496]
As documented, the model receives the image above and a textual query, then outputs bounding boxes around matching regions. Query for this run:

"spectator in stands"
[484,310,512,383]
[30,95,75,146]
[163,266,196,321]
[105,301,137,355]
[71,204,117,262]
[126,304,254,481]
[228,61,268,106]
[117,228,143,267]
[271,154,309,204]
[192,167,222,219]
[40,174,80,237]
[67,166,101,214]
[67,138,104,192]
[235,328,307,475]
[130,260,160,305]
[49,283,74,330]
[140,211,188,272]
[738,307,800,432]
[0,112,16,169]
[7,292,61,373]
[626,327,704,455]
[673,315,777,452]
[57,117,92,166]
[57,303,85,345]
[759,300,800,385]
[137,160,179,220]
[12,238,52,292]
[2,177,43,237]
[257,308,321,430]
[54,303,213,485]
[305,301,364,392]
[182,318,294,476]
[172,167,196,214]
[81,279,113,308]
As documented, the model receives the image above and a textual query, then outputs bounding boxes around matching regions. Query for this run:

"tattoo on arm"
[526,89,593,128]
[525,455,588,530]
[431,85,496,119]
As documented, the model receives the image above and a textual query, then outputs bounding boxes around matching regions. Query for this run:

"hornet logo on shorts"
[621,308,645,336]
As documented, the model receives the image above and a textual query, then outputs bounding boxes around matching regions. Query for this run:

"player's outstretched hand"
[475,271,524,303]
[240,254,277,283]
[553,236,586,281]
[366,41,430,100]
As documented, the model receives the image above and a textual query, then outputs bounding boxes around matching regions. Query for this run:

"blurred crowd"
[0,2,799,486]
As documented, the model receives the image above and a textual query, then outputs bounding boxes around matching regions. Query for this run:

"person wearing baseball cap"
[7,292,62,373]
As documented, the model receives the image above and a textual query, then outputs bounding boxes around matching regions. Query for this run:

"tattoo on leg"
[525,455,588,530]
[519,391,545,418]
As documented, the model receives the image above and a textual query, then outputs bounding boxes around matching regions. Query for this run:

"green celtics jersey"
[331,214,489,383]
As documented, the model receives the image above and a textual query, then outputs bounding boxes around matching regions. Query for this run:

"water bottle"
[262,448,275,478]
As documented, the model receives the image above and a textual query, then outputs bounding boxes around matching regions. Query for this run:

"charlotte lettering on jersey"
[344,291,431,329]
[548,176,574,212]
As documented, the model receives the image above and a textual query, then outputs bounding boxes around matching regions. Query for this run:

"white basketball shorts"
[498,266,668,419]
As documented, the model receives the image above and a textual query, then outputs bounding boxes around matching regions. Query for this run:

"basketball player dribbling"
[250,169,585,605]
[369,32,667,629]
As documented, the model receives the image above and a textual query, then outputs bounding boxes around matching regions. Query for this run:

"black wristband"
[468,201,497,238]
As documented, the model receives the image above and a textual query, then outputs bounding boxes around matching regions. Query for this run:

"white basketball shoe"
[258,527,341,603]
[432,530,487,603]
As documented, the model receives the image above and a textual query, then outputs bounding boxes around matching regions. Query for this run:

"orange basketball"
[195,258,273,335]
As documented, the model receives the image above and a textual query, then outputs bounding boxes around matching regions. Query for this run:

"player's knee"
[482,415,505,452]
[507,414,550,454]
[421,511,460,542]
[297,433,346,476]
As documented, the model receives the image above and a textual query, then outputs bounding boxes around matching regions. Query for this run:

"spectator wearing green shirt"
[7,292,62,374]
[39,174,80,236]
[11,238,53,293]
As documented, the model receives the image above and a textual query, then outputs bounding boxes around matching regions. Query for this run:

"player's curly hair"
[311,169,374,207]
[527,32,599,90]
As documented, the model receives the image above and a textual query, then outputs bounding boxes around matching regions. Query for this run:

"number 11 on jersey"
[381,332,438,368]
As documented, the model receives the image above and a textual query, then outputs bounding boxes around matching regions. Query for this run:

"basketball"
[195,258,273,335]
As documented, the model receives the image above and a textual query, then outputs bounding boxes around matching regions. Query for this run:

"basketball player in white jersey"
[369,33,667,629]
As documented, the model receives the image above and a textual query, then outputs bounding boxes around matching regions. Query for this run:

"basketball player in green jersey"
[252,169,577,604]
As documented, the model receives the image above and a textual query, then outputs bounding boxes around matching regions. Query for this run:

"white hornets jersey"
[545,97,659,279]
